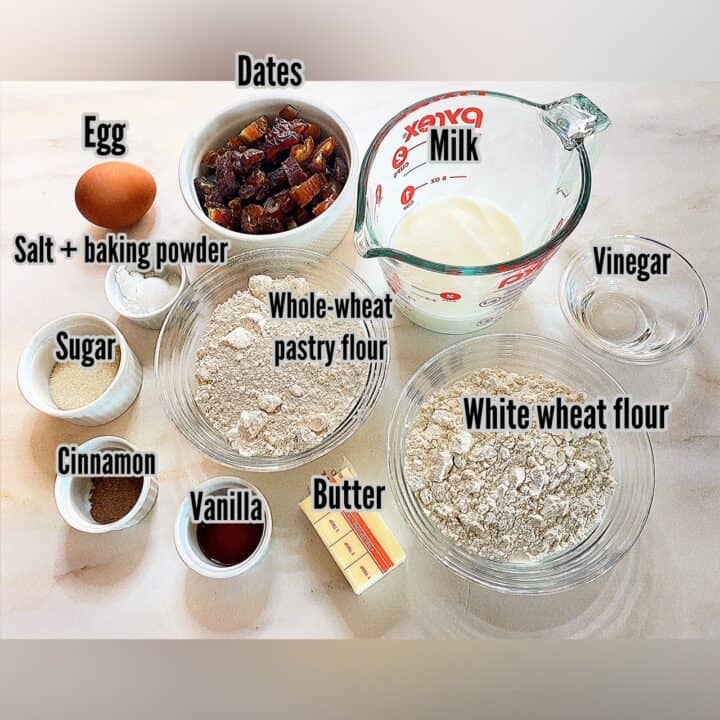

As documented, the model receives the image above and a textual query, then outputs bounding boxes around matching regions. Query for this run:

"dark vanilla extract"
[196,521,264,566]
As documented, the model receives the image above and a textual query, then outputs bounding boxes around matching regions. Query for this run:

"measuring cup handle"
[542,94,611,154]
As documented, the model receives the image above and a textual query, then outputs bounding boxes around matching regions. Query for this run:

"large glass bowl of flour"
[388,333,655,594]
[155,248,389,472]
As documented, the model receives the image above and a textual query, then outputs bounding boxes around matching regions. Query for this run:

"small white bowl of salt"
[105,262,188,330]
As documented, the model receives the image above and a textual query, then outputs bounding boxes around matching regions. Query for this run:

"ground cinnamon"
[89,476,144,524]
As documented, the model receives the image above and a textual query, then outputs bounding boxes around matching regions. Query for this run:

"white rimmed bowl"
[105,262,188,330]
[174,476,272,579]
[54,435,158,533]
[17,313,142,426]
[179,96,358,254]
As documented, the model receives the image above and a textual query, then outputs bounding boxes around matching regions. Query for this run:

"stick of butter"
[299,464,406,595]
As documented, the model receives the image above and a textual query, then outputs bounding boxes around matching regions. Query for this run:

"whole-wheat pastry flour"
[195,274,367,457]
[403,368,616,561]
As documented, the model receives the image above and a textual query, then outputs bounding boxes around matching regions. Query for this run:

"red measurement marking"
[498,258,546,289]
[441,292,462,301]
[400,185,415,204]
[392,146,408,170]
[387,273,402,293]
[375,184,383,205]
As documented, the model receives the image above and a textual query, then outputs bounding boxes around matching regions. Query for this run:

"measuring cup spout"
[354,226,402,260]
[354,227,440,266]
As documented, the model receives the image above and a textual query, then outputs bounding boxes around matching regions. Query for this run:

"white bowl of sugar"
[17,313,142,426]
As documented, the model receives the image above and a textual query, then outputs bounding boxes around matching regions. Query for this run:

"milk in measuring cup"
[391,196,523,266]
[385,196,529,333]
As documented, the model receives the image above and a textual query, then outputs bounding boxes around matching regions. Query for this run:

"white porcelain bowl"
[105,262,188,330]
[17,313,142,426]
[179,96,357,255]
[55,435,158,533]
[174,476,273,578]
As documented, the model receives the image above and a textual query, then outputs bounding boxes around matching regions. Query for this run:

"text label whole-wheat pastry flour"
[195,274,367,457]
[403,368,616,561]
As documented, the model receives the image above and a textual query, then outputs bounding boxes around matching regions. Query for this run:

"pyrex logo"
[403,107,484,142]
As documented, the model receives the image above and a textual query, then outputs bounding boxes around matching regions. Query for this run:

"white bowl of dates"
[180,97,357,254]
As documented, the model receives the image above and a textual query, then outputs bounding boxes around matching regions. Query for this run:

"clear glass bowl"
[387,333,655,594]
[560,235,709,363]
[155,249,389,472]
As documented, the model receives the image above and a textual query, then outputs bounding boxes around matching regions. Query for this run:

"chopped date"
[312,195,337,216]
[263,196,282,218]
[239,115,269,143]
[194,105,349,234]
[201,148,222,169]
[263,118,302,161]
[205,188,226,208]
[208,206,235,228]
[307,149,327,173]
[247,169,268,201]
[272,189,296,214]
[194,176,216,206]
[224,135,247,152]
[319,179,341,200]
[332,156,349,183]
[278,104,300,121]
[265,166,288,192]
[240,204,265,233]
[316,137,337,157]
[290,173,326,207]
[289,119,307,135]
[225,135,247,152]
[282,156,308,186]
[291,120,321,140]
[247,168,266,187]
[261,215,284,234]
[294,207,312,225]
[228,198,244,226]
[238,183,257,200]
[235,148,265,173]
[290,136,315,163]
[215,152,240,199]
[309,136,336,172]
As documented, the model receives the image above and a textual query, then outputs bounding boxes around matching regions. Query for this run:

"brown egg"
[75,161,156,229]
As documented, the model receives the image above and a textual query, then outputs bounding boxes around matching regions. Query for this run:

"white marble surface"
[1,82,718,638]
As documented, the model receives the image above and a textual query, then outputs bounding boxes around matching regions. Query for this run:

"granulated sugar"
[403,368,616,562]
[49,347,121,410]
[195,275,367,457]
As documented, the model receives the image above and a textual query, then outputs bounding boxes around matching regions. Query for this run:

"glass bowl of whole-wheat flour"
[155,248,389,472]
[388,333,654,594]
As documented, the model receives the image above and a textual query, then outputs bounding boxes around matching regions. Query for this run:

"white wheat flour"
[403,368,616,561]
[195,274,367,457]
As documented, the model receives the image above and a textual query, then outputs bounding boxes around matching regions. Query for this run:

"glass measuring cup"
[354,91,611,333]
